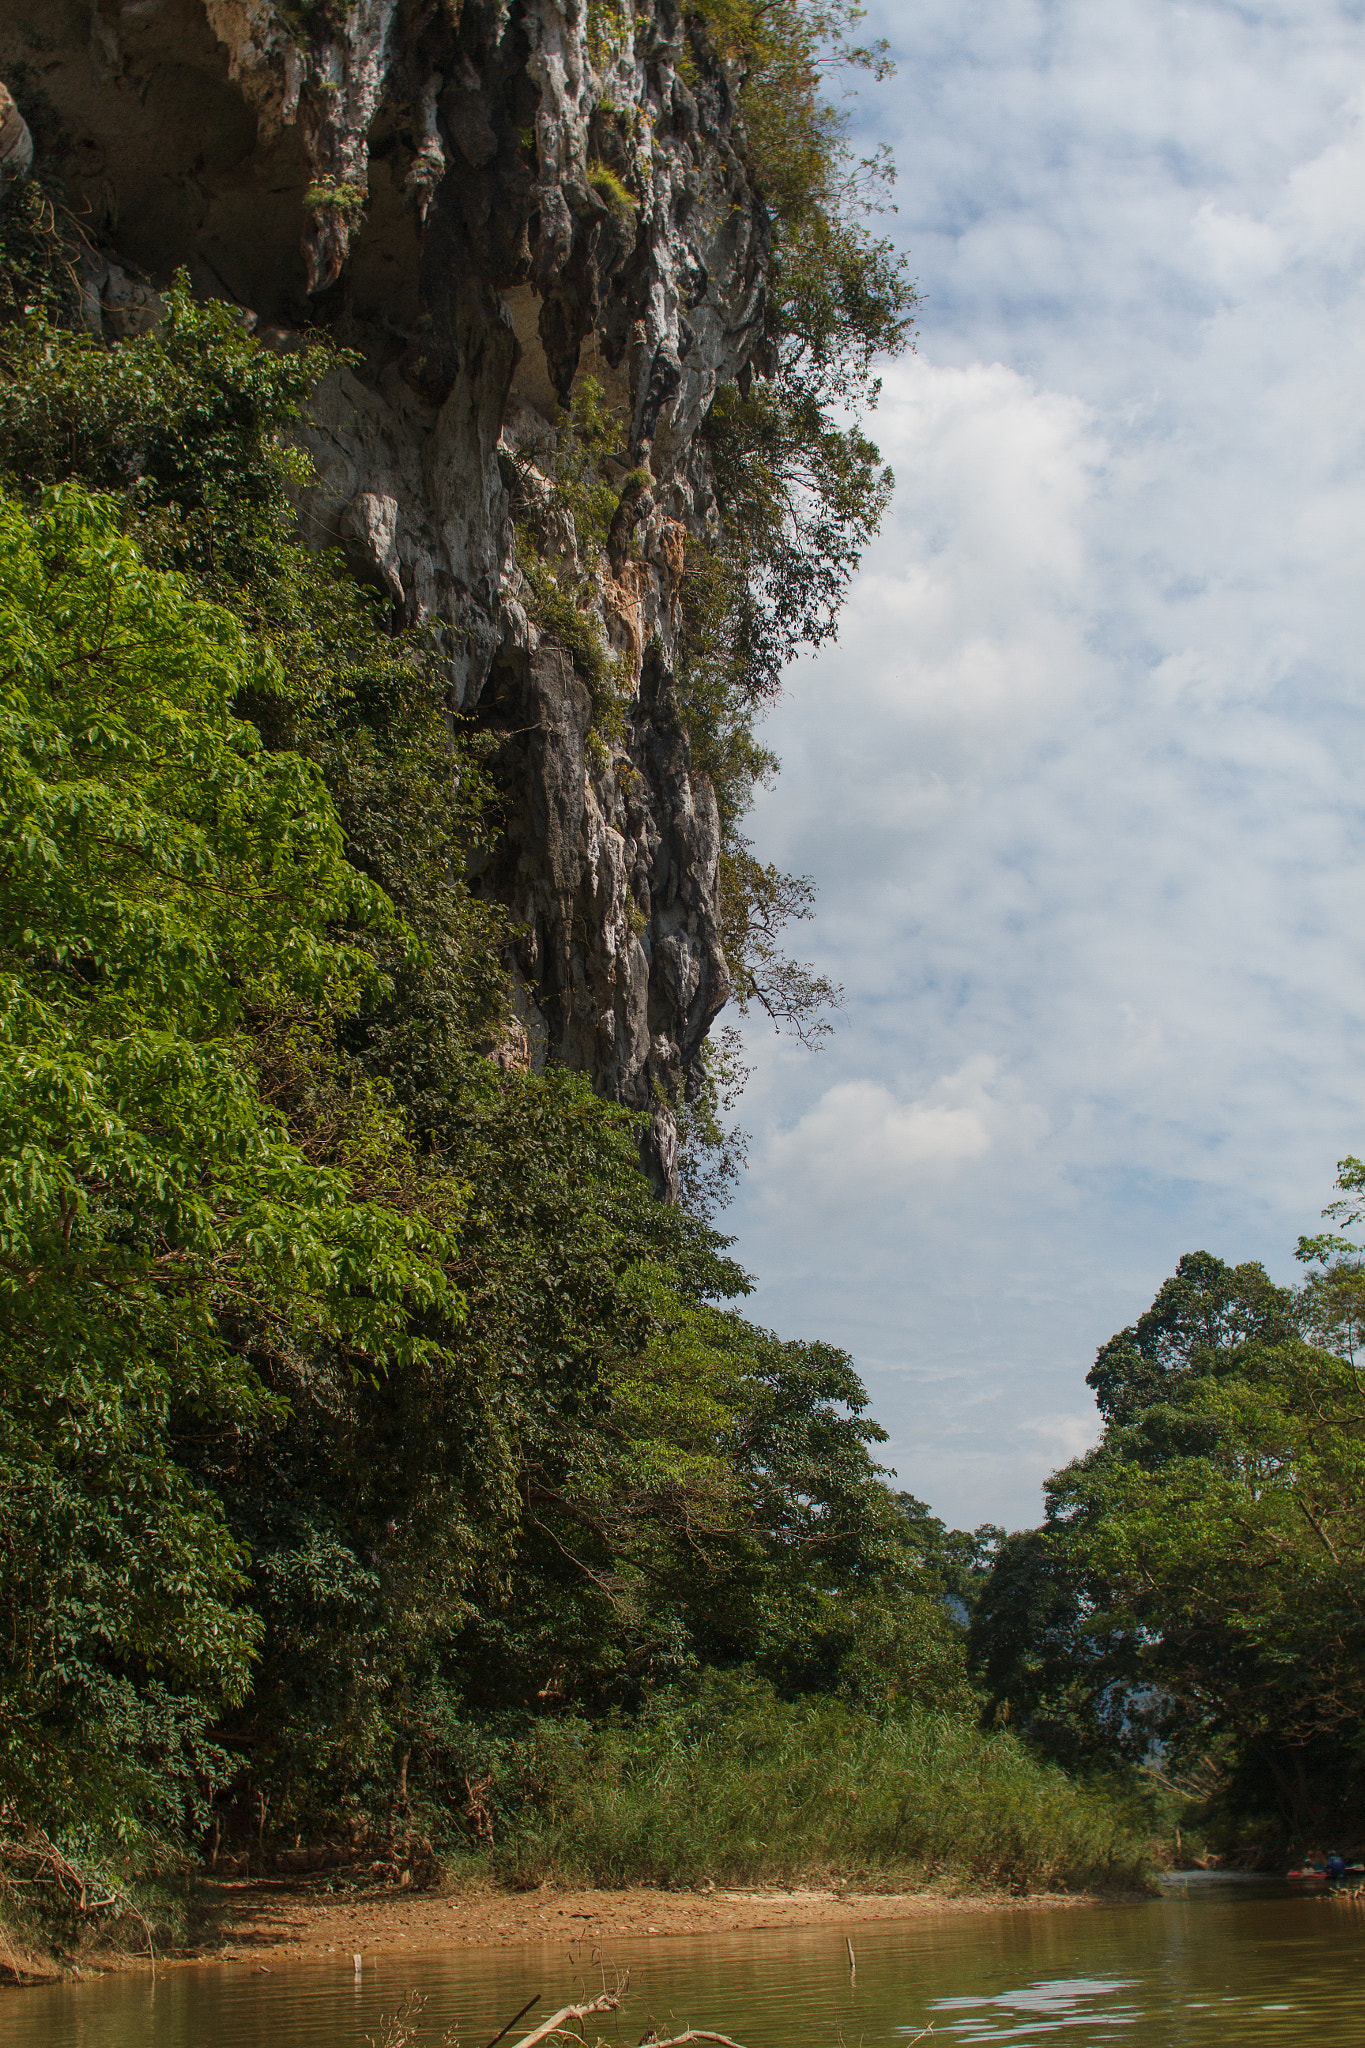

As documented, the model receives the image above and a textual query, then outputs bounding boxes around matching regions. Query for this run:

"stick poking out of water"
[484,1993,540,2048]
[846,1936,856,1975]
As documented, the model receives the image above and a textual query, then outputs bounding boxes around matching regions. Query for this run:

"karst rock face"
[2,0,768,1195]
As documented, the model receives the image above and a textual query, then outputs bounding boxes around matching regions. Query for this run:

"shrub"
[587,159,637,218]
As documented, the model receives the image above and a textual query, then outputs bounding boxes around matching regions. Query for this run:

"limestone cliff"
[0,0,775,1194]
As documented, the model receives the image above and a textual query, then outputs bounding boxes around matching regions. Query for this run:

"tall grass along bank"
[434,1681,1154,1897]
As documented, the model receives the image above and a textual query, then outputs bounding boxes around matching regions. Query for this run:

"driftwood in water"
[640,2032,751,2046]
[511,1985,626,2048]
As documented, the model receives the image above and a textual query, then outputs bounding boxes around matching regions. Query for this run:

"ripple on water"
[1,1887,1362,2047]
[923,1973,1141,2040]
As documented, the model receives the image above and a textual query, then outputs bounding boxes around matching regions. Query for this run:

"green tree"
[0,177,996,1893]
[1086,1250,1298,1428]
[1052,1338,1365,1837]
[0,484,458,1847]
[967,1528,1101,1765]
[446,1290,977,1727]
[974,1192,1365,1848]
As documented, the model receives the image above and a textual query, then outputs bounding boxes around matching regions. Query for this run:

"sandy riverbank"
[198,1877,1111,1961]
[2,1878,1123,1984]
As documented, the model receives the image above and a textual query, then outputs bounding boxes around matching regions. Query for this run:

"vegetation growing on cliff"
[0,11,1161,1955]
[0,273,1105,1930]
[678,0,915,1039]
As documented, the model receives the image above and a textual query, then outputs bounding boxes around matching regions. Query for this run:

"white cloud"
[851,362,1101,730]
[763,1060,1047,1206]
[1189,203,1287,295]
[1278,88,1365,265]
[718,0,1365,1530]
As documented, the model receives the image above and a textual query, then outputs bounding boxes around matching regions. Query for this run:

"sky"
[721,0,1365,1531]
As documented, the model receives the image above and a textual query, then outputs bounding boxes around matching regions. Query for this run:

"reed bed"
[469,1685,1152,1895]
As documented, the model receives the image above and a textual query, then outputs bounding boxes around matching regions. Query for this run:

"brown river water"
[2,1877,1361,2046]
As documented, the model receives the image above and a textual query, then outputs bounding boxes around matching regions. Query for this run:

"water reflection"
[927,1973,1140,2039]
[2,1883,1362,2047]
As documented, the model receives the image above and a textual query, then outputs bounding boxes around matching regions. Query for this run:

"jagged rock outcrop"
[0,0,769,1194]
[0,81,32,187]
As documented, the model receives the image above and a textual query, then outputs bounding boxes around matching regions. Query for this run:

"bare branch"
[512,1986,626,2048]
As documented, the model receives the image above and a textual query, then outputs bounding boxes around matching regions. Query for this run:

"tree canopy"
[0,34,1095,1928]
[971,1181,1365,1855]
[0,286,974,1891]
[0,483,460,1845]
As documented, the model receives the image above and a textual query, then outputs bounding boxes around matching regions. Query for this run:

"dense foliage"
[0,17,1162,1944]
[0,483,466,1851]
[0,223,1045,1924]
[969,1199,1365,1862]
[430,1671,1151,1895]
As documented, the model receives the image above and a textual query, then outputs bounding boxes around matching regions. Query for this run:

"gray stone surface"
[0,0,767,1197]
